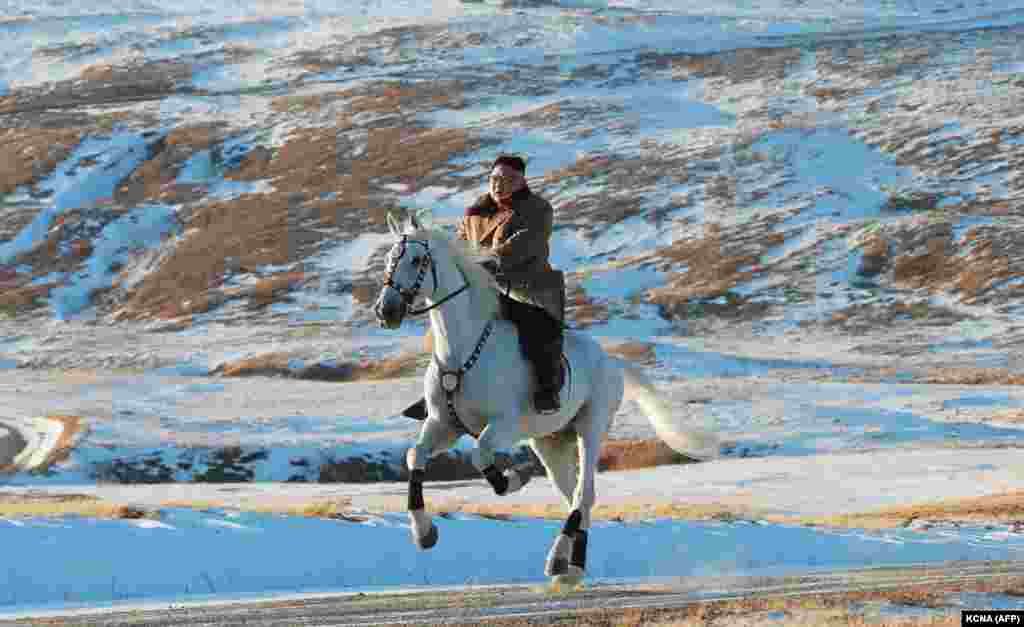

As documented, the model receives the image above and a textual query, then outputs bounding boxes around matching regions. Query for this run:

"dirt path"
[3,561,1020,626]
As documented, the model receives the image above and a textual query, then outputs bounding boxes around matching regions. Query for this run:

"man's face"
[489,164,524,203]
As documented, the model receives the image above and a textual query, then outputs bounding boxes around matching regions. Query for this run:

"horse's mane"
[411,226,501,323]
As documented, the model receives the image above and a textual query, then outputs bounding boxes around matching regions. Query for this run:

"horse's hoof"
[550,568,585,591]
[414,523,438,550]
[545,556,568,577]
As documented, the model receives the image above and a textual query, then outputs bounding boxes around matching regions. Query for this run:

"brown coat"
[457,188,565,323]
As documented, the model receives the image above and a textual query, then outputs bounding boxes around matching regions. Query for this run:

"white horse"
[374,213,719,586]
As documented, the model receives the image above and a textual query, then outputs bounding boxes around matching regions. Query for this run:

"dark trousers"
[500,295,563,391]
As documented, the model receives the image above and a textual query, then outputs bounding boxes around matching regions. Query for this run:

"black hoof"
[546,557,568,576]
[416,524,438,550]
[403,398,428,421]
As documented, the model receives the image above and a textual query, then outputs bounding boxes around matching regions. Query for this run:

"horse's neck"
[427,251,489,367]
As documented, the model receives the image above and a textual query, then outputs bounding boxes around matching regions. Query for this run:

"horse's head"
[374,213,436,329]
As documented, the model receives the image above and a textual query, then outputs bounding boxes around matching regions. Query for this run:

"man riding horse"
[402,154,566,419]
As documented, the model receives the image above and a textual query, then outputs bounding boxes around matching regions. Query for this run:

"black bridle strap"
[382,236,470,316]
[408,282,469,315]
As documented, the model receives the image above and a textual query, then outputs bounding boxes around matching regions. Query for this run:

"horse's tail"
[618,359,719,461]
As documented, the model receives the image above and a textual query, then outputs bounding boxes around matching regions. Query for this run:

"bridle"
[376,235,469,318]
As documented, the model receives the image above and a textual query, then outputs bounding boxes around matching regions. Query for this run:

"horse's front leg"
[472,419,533,496]
[407,416,459,550]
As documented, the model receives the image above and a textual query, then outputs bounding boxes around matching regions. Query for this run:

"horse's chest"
[429,355,525,433]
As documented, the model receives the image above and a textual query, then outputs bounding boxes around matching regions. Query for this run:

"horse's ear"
[386,212,401,237]
[408,212,422,232]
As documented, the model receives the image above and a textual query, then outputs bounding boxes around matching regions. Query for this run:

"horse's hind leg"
[549,367,621,585]
[407,417,460,550]
[530,430,581,577]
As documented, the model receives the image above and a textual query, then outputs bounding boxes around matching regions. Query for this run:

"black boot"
[534,385,560,415]
[533,333,563,415]
[402,397,428,420]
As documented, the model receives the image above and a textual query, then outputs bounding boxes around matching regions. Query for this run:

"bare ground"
[2,562,1021,626]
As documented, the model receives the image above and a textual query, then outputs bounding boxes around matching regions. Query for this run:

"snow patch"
[49,204,179,321]
[0,132,153,265]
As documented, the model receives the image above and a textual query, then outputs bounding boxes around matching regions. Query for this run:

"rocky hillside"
[0,10,1022,362]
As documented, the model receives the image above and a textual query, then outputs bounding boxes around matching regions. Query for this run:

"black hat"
[492,154,526,174]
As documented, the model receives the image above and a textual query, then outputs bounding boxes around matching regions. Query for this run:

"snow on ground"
[3,0,1024,616]
[1,505,1024,612]
[50,204,180,321]
[0,332,1020,482]
[0,132,152,265]
[7,444,1024,520]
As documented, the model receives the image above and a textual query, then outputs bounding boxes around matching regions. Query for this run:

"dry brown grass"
[598,438,697,472]
[990,409,1024,423]
[917,367,1024,385]
[118,108,482,320]
[412,487,1024,531]
[341,80,467,116]
[213,351,423,382]
[0,493,152,519]
[114,123,229,206]
[541,153,615,184]
[793,490,1024,529]
[271,81,466,116]
[158,499,232,512]
[954,239,1024,305]
[646,222,784,313]
[7,213,126,287]
[921,369,1024,385]
[640,46,802,83]
[0,282,56,314]
[421,499,764,524]
[0,59,191,113]
[143,489,759,524]
[605,341,657,365]
[0,127,83,194]
[893,235,959,289]
[214,352,296,378]
[811,86,862,103]
[162,497,369,520]
[119,192,295,320]
[825,300,973,335]
[270,92,347,114]
[878,221,1024,304]
[24,488,1024,534]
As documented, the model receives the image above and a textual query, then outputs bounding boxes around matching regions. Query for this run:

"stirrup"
[402,398,428,420]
